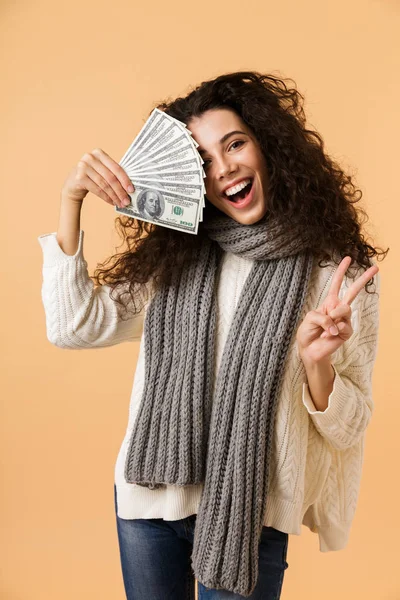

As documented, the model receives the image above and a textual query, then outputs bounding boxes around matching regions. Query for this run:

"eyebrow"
[197,130,248,155]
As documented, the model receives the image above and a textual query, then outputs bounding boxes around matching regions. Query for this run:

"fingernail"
[127,184,134,192]
[329,326,339,335]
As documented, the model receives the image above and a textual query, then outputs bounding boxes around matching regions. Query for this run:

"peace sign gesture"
[296,256,379,364]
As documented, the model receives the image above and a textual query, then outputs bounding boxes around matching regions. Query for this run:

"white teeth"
[225,179,251,196]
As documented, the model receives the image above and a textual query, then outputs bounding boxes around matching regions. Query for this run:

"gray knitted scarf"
[124,212,313,597]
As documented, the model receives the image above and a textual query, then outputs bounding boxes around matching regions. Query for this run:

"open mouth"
[223,179,254,203]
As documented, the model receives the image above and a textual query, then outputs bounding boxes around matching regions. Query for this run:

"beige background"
[1,0,398,598]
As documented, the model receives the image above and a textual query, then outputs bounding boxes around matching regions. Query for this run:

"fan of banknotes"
[115,108,206,235]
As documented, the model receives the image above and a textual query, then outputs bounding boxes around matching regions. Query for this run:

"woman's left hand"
[296,256,379,364]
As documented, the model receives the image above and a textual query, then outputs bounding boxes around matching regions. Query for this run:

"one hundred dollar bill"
[115,183,201,234]
[118,108,206,231]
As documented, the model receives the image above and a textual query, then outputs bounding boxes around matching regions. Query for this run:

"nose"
[215,155,237,180]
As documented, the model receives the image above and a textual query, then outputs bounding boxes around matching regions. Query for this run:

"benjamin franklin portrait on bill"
[137,189,165,220]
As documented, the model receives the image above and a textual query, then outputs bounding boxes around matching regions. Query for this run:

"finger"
[91,148,134,194]
[82,167,124,207]
[321,320,352,338]
[328,304,352,322]
[83,151,132,206]
[306,310,341,336]
[341,265,379,306]
[327,256,352,299]
[77,157,125,207]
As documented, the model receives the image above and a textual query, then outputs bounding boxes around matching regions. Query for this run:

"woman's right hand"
[61,148,134,209]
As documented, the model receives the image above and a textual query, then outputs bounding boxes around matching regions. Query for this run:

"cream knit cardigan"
[38,229,380,552]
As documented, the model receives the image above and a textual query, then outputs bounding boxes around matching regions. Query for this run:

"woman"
[38,71,387,599]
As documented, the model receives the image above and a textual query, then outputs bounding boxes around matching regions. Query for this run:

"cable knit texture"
[38,228,380,591]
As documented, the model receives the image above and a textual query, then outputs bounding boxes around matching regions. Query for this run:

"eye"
[203,159,211,168]
[229,140,245,151]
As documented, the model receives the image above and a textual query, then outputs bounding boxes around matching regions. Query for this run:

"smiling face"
[188,108,270,225]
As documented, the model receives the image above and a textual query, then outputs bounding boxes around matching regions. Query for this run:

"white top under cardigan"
[38,229,380,553]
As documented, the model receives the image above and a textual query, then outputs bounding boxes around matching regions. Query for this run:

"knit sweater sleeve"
[38,230,145,349]
[302,269,381,450]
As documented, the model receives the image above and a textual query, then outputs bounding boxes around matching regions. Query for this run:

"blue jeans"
[114,486,289,599]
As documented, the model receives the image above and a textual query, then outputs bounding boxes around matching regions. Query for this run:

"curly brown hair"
[92,71,388,315]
